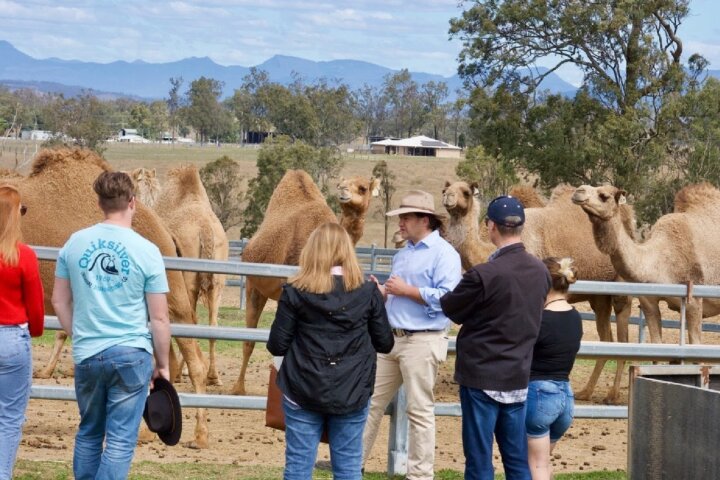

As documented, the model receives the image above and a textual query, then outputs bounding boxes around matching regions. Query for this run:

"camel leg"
[35,331,69,379]
[174,336,209,449]
[638,297,663,343]
[231,285,268,396]
[603,296,631,405]
[575,296,613,402]
[206,285,223,386]
[686,298,703,345]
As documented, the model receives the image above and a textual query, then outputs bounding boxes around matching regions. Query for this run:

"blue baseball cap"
[486,195,525,227]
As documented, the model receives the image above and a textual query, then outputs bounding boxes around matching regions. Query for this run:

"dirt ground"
[19,294,711,477]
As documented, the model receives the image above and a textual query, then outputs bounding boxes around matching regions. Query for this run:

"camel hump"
[267,170,325,211]
[548,184,576,204]
[166,165,207,199]
[508,184,546,208]
[674,182,720,213]
[30,147,112,177]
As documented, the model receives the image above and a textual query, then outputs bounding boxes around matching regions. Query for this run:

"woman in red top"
[0,184,44,480]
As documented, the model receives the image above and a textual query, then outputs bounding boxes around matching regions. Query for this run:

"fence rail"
[30,245,720,476]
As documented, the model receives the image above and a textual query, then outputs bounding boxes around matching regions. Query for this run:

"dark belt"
[392,328,443,337]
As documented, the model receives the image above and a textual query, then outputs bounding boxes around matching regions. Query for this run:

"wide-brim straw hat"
[386,190,445,218]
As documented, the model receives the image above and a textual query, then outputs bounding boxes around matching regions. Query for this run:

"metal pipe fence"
[30,245,720,475]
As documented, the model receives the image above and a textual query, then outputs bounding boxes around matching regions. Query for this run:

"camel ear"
[370,178,380,197]
[150,168,156,177]
[470,182,479,196]
[616,190,628,205]
[445,180,452,188]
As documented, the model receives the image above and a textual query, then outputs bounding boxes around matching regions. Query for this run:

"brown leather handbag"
[265,364,329,443]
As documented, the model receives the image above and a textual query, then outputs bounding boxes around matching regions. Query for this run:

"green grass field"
[12,460,626,480]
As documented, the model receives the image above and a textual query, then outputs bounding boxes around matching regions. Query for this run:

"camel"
[572,183,720,346]
[441,180,495,270]
[508,184,547,208]
[231,170,377,395]
[523,185,635,403]
[147,165,230,387]
[391,230,406,249]
[129,167,161,207]
[12,148,210,448]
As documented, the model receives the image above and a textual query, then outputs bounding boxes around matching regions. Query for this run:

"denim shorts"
[525,380,574,442]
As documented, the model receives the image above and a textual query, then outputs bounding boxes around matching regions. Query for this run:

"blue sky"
[2,0,720,83]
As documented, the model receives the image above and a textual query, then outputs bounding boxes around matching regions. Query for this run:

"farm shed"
[370,135,462,158]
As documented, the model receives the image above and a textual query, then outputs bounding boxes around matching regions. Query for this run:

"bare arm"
[51,277,73,336]
[146,292,171,384]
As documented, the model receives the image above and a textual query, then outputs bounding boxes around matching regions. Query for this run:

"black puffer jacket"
[267,277,393,414]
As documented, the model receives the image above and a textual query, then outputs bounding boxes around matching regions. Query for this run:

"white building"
[20,130,53,141]
[117,128,150,143]
[370,135,462,158]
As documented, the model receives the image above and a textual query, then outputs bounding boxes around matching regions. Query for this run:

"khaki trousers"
[362,331,448,480]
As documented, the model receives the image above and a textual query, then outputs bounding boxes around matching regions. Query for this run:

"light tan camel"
[15,148,210,448]
[573,183,720,345]
[338,176,379,244]
[523,185,634,403]
[391,230,406,248]
[231,171,376,395]
[129,167,161,207]
[508,184,547,208]
[136,165,230,387]
[441,180,495,270]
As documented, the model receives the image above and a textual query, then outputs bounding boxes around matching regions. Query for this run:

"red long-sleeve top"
[0,242,45,337]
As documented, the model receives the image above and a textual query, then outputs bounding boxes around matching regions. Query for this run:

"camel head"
[572,185,627,221]
[130,167,161,208]
[337,176,379,211]
[391,229,406,249]
[442,180,479,214]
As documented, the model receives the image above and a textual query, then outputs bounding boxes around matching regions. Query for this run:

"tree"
[42,92,113,153]
[167,77,184,142]
[372,160,396,247]
[230,68,272,144]
[241,136,344,237]
[129,103,151,138]
[353,84,388,143]
[199,156,246,230]
[185,77,230,144]
[383,70,425,138]
[455,146,517,208]
[304,80,360,146]
[450,0,703,222]
[421,81,449,140]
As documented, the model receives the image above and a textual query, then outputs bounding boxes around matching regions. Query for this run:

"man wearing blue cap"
[441,195,551,480]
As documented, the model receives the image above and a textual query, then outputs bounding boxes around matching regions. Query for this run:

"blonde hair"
[543,257,578,293]
[290,222,365,294]
[0,185,23,266]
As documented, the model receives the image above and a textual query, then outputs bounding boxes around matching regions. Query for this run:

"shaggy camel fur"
[129,167,161,207]
[508,184,547,208]
[523,185,634,404]
[149,165,230,386]
[231,170,376,395]
[15,148,210,448]
[573,183,720,345]
[338,176,380,244]
[442,180,495,270]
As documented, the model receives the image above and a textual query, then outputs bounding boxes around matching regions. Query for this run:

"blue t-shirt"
[55,223,169,363]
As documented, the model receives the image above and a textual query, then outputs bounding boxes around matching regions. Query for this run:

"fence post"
[370,243,377,271]
[239,275,246,310]
[387,386,409,476]
[638,308,646,343]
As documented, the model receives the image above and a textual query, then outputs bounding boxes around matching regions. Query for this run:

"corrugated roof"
[370,135,461,149]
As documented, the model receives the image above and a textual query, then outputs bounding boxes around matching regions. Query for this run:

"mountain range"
[0,40,581,100]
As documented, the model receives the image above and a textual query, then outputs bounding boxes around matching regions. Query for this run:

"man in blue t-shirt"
[52,171,171,480]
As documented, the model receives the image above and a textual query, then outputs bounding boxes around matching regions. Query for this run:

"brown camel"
[149,165,230,386]
[572,183,720,345]
[338,176,379,244]
[129,167,161,207]
[231,170,376,395]
[14,148,210,448]
[508,184,547,208]
[441,180,495,270]
[523,185,634,404]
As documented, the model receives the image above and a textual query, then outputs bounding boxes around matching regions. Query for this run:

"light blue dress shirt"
[385,230,462,330]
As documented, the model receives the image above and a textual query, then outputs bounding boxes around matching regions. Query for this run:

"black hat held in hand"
[143,376,182,446]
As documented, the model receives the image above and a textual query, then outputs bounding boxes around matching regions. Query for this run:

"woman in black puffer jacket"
[267,222,393,480]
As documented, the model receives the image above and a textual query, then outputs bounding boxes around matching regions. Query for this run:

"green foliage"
[372,160,396,247]
[241,136,344,237]
[383,69,426,138]
[184,77,233,143]
[456,145,517,206]
[199,155,246,230]
[41,91,113,154]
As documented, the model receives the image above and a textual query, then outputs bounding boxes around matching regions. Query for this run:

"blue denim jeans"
[460,385,530,480]
[0,326,32,480]
[282,397,369,480]
[73,345,153,480]
[526,380,574,442]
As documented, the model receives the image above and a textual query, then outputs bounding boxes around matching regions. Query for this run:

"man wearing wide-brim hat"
[362,190,461,480]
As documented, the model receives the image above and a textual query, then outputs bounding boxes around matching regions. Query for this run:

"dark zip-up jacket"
[267,277,394,414]
[440,243,551,391]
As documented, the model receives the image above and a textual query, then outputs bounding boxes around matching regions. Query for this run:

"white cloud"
[0,0,95,22]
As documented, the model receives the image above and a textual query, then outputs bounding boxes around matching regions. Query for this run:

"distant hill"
[0,79,142,101]
[0,40,580,100]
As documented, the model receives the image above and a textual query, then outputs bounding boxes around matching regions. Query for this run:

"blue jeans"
[0,326,31,480]
[282,397,368,480]
[73,345,153,480]
[526,380,574,442]
[460,386,530,480]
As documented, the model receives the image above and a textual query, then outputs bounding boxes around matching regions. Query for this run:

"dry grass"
[0,140,461,246]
